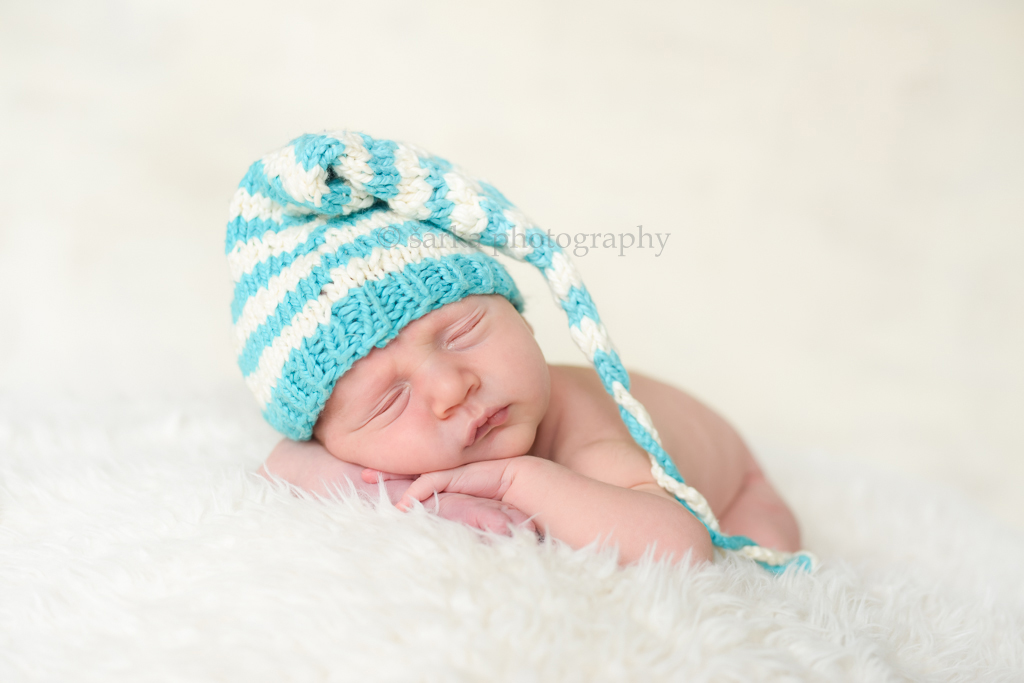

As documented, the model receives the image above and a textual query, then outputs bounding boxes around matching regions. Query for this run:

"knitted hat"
[226,131,815,573]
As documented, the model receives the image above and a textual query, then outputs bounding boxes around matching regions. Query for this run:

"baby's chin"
[468,423,537,462]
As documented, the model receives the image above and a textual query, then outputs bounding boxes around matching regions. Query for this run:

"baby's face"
[313,295,550,475]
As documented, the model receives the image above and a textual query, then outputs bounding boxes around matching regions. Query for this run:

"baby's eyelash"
[376,387,406,416]
[444,311,484,348]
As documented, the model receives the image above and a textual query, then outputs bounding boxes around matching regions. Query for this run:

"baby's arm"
[261,439,536,535]
[385,454,714,565]
[263,438,403,499]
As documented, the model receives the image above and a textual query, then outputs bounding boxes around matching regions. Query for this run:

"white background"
[1,0,1021,529]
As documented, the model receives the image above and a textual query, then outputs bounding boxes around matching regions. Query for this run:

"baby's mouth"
[467,405,509,448]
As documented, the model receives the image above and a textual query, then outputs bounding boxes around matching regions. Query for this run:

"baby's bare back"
[539,365,762,523]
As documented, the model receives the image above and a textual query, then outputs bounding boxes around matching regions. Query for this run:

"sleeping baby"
[229,131,814,571]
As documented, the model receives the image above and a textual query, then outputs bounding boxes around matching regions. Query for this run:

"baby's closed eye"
[443,308,486,349]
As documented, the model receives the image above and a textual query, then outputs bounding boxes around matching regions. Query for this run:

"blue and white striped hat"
[227,131,815,572]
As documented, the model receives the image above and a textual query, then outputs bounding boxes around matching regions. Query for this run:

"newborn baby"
[230,130,811,571]
[262,294,800,565]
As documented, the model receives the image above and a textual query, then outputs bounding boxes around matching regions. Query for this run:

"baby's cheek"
[372,443,447,476]
[494,423,537,459]
[352,450,386,471]
[339,435,399,473]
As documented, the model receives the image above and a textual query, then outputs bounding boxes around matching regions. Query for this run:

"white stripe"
[345,191,376,213]
[228,188,285,224]
[231,211,403,353]
[735,545,794,565]
[611,381,662,446]
[245,241,480,407]
[388,143,434,220]
[443,171,488,238]
[501,208,538,261]
[735,545,816,569]
[261,145,329,207]
[545,251,584,301]
[568,316,613,361]
[651,463,720,532]
[227,217,326,283]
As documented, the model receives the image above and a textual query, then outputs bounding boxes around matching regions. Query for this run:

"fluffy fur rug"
[1,392,1022,682]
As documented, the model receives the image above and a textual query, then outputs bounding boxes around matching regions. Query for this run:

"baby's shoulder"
[544,363,635,446]
[547,364,668,405]
[547,364,615,409]
[542,364,662,487]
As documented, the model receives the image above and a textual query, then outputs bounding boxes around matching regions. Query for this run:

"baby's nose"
[425,364,480,418]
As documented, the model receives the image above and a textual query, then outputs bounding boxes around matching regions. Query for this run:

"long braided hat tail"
[227,131,816,573]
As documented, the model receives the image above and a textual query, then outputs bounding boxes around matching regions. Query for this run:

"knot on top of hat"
[232,131,524,251]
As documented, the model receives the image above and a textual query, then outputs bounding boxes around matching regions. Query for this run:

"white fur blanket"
[1,393,1022,682]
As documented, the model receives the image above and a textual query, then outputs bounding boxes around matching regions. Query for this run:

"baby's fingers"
[399,473,464,509]
[397,472,454,511]
[397,460,514,509]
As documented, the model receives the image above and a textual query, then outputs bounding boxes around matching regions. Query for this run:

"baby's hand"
[365,460,518,513]
[362,468,534,536]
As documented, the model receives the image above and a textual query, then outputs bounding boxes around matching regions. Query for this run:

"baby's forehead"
[381,299,474,352]
[326,294,516,403]
[329,299,476,392]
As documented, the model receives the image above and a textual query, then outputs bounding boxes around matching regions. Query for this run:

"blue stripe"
[226,213,322,256]
[617,404,680,479]
[360,133,401,200]
[757,554,814,573]
[561,286,601,330]
[592,348,629,393]
[522,228,557,269]
[709,528,756,551]
[290,133,344,172]
[477,196,516,248]
[422,155,454,230]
